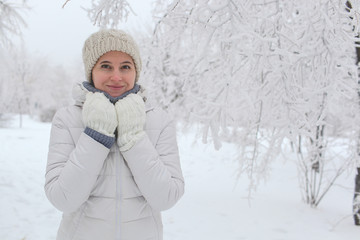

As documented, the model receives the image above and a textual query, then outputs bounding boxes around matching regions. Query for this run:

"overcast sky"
[21,0,152,67]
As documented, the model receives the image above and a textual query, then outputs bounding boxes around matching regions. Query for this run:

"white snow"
[1,115,360,240]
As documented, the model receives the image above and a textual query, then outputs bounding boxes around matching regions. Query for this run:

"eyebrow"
[99,60,133,65]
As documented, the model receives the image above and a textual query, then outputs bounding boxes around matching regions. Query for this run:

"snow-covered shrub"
[39,107,57,123]
[0,113,12,128]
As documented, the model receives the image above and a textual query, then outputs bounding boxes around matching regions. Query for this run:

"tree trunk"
[354,168,360,225]
[347,0,360,225]
[18,102,23,128]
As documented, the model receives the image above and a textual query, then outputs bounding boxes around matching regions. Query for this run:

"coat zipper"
[115,148,121,240]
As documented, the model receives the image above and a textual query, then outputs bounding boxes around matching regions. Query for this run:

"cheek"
[131,71,137,83]
[92,71,104,86]
[129,75,136,87]
[91,74,98,87]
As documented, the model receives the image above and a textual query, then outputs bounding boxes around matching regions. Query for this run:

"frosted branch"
[83,0,135,28]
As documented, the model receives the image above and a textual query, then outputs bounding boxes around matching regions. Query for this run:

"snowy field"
[1,115,360,240]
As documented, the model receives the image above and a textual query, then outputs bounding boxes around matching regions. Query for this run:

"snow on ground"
[1,115,360,240]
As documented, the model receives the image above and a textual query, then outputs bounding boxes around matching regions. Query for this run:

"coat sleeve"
[44,108,110,213]
[121,111,185,212]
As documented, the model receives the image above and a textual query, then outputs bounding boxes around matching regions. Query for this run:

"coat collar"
[72,82,154,112]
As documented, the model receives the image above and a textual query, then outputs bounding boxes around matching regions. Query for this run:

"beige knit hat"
[82,29,142,82]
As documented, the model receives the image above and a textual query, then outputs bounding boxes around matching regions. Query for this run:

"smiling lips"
[108,85,124,89]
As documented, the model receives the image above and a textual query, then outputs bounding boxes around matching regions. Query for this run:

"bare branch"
[62,0,71,8]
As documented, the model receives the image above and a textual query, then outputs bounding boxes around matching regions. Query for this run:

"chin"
[109,92,125,98]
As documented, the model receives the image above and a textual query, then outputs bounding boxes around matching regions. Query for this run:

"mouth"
[107,85,124,90]
[106,85,126,97]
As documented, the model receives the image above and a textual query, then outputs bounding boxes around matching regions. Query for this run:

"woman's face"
[92,51,136,97]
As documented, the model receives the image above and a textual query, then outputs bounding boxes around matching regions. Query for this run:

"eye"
[121,65,131,70]
[100,64,112,70]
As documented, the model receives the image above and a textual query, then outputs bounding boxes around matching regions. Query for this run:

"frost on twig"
[83,0,135,28]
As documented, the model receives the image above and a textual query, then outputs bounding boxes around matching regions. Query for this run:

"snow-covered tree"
[346,0,360,225]
[63,0,134,28]
[144,0,360,207]
[0,46,74,125]
[0,0,28,48]
[0,0,28,125]
[0,45,35,127]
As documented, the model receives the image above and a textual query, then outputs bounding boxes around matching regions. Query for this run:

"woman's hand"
[115,93,146,151]
[82,92,117,137]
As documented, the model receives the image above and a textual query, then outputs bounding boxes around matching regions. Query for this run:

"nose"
[110,69,122,81]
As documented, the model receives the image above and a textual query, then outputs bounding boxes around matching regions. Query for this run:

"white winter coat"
[45,84,184,240]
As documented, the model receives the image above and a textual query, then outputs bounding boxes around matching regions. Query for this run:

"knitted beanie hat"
[82,29,142,82]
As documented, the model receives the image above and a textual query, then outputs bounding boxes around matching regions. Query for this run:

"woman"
[45,29,185,240]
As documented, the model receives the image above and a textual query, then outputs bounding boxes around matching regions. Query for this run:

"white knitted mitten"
[115,93,146,151]
[82,92,117,137]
